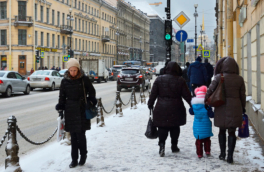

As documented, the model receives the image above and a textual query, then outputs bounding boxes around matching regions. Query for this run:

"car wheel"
[105,77,108,82]
[30,88,34,91]
[98,78,101,83]
[117,86,122,92]
[4,86,12,97]
[24,85,30,95]
[50,83,55,91]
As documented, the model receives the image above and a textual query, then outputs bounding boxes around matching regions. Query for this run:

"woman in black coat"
[56,58,96,168]
[148,61,192,157]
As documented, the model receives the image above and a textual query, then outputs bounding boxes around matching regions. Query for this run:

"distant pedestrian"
[205,57,246,164]
[56,58,96,168]
[148,61,192,157]
[159,61,169,75]
[38,67,41,70]
[30,68,34,75]
[56,67,59,71]
[189,86,214,158]
[188,55,208,96]
[182,62,191,92]
[45,66,48,70]
[204,59,214,87]
[42,67,44,70]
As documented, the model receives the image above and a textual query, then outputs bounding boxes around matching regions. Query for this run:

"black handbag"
[82,79,98,120]
[145,109,158,139]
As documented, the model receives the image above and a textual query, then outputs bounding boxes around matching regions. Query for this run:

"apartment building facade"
[0,0,117,75]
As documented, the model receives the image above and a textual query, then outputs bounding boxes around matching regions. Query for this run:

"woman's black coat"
[58,70,96,132]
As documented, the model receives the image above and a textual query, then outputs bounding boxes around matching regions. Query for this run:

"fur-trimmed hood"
[64,69,85,80]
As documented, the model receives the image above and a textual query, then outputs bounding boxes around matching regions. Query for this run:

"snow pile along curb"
[1,100,264,171]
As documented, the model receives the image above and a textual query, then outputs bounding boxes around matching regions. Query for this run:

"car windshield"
[0,72,5,77]
[32,71,51,76]
[113,67,122,70]
[121,69,139,74]
[59,70,67,74]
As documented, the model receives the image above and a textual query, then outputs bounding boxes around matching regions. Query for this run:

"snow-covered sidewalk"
[1,100,264,172]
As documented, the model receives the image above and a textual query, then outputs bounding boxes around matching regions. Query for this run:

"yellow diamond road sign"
[197,44,204,51]
[173,11,190,28]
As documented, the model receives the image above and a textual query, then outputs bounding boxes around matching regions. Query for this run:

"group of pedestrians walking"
[148,56,246,164]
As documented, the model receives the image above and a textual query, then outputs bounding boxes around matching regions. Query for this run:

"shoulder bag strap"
[82,79,87,105]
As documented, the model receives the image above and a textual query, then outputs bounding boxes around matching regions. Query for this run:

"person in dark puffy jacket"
[188,55,208,96]
[56,58,96,168]
[148,61,192,157]
[205,57,246,164]
[204,59,214,87]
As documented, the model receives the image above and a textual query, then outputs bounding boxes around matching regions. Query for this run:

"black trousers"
[191,84,203,96]
[158,126,180,145]
[70,131,87,162]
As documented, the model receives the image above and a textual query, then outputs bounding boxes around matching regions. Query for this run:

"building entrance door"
[18,55,27,75]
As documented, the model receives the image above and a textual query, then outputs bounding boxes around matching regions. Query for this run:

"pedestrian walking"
[205,57,246,164]
[30,68,34,75]
[55,58,96,168]
[159,61,168,75]
[189,86,214,158]
[45,66,48,70]
[148,61,192,157]
[182,62,191,92]
[187,55,208,96]
[204,59,214,87]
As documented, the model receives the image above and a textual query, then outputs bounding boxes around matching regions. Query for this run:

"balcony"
[14,16,33,27]
[102,35,110,42]
[60,25,73,34]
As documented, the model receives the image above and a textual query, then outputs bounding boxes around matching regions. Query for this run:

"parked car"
[143,68,153,79]
[28,70,62,91]
[0,71,30,97]
[108,68,119,81]
[117,68,150,91]
[59,69,67,77]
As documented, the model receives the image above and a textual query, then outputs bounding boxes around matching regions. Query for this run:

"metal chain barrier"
[101,98,117,114]
[16,125,57,145]
[0,128,9,149]
[120,92,132,106]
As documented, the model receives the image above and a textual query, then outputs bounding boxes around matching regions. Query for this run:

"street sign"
[173,11,190,28]
[193,46,198,49]
[63,55,69,62]
[197,44,204,51]
[187,39,194,43]
[203,50,210,58]
[41,51,45,58]
[175,30,188,42]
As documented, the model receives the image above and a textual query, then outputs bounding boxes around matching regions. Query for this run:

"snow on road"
[1,100,264,172]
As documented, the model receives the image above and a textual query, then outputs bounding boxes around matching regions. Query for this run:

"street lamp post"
[153,42,156,62]
[200,25,203,56]
[115,27,119,65]
[67,8,74,56]
[139,36,142,61]
[194,4,198,58]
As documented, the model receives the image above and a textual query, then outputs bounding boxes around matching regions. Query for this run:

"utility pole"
[164,0,172,62]
[194,4,198,58]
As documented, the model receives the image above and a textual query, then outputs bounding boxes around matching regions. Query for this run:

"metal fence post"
[5,116,22,172]
[131,87,137,109]
[148,82,152,96]
[140,84,146,104]
[115,91,123,117]
[97,97,105,127]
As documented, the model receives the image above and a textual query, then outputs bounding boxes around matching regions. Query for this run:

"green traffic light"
[165,34,171,40]
[68,55,70,58]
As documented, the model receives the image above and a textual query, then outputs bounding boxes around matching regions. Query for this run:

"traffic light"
[35,50,40,63]
[68,49,71,58]
[164,20,172,45]
[70,50,74,58]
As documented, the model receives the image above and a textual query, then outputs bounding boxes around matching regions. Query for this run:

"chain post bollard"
[115,91,123,117]
[5,116,22,172]
[96,97,105,127]
[140,84,146,104]
[131,87,137,109]
[148,82,152,96]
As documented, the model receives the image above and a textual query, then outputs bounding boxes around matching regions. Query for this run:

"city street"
[0,79,154,166]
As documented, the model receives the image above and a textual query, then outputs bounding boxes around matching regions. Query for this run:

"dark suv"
[117,68,150,91]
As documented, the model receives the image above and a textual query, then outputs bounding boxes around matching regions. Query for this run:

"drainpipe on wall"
[9,0,11,70]
[227,0,233,57]
[218,0,223,58]
[33,0,36,70]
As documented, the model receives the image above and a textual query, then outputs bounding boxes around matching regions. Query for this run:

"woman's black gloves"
[55,104,65,111]
[148,105,153,110]
[243,108,246,114]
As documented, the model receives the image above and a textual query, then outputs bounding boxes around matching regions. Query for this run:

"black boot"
[159,143,165,157]
[227,136,237,164]
[79,155,87,166]
[218,134,226,160]
[171,144,180,153]
[69,161,78,168]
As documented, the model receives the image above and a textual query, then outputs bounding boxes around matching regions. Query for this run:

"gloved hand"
[189,107,194,115]
[55,104,65,111]
[243,108,246,114]
[87,97,97,106]
[204,104,210,110]
[148,105,153,110]
[59,111,64,119]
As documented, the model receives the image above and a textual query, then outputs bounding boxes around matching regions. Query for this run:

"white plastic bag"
[57,117,65,142]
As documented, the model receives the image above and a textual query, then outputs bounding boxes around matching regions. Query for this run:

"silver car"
[29,70,62,91]
[0,71,30,97]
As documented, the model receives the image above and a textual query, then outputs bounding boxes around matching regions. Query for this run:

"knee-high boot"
[227,136,236,163]
[218,134,226,160]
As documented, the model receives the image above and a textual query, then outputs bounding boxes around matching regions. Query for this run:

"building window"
[78,1,80,10]
[102,12,104,19]
[82,3,84,11]
[85,21,87,33]
[75,0,77,8]
[52,34,55,47]
[67,0,69,5]
[18,1,26,21]
[62,36,65,46]
[95,42,96,52]
[86,40,87,51]
[97,43,99,52]
[79,19,81,31]
[92,23,93,34]
[82,20,84,32]
[105,14,106,20]
[46,8,49,23]
[62,13,65,25]
[89,6,90,13]
[40,6,43,22]
[75,18,77,30]
[57,35,60,48]
[41,32,44,46]
[82,40,84,51]
[0,30,6,45]
[79,39,81,50]
[89,41,90,51]
[91,7,93,15]
[35,4,37,20]
[89,22,90,34]
[35,31,37,46]
[57,12,60,26]
[62,0,64,3]
[52,10,55,25]
[97,10,99,17]
[97,25,98,36]
[18,29,26,45]
[75,38,77,50]
[94,9,96,16]
[85,5,87,13]
[47,33,50,47]
[67,37,70,46]
[94,24,96,35]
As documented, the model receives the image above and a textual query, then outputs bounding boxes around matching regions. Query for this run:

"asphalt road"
[0,78,154,166]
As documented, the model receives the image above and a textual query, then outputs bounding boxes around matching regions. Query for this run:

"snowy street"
[1,99,264,172]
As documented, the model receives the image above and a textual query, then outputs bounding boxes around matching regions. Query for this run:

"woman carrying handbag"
[205,57,246,164]
[56,58,96,168]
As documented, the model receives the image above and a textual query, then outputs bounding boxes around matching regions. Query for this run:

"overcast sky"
[125,0,217,44]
